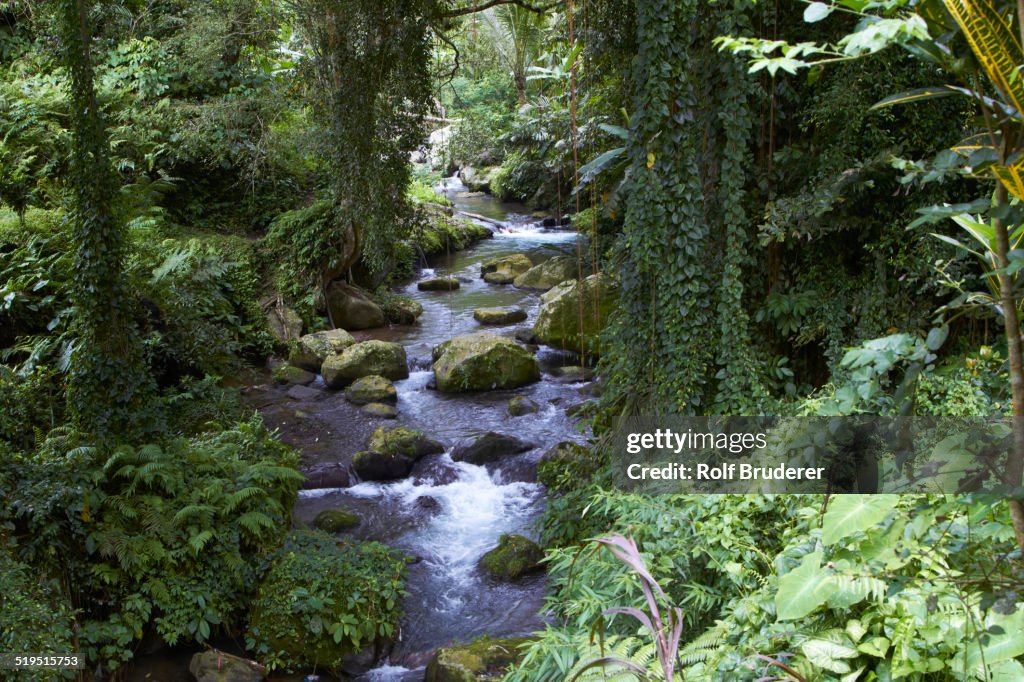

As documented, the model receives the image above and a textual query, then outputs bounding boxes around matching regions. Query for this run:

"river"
[124,178,591,682]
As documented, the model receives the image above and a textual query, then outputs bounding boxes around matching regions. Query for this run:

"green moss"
[272,364,315,385]
[367,426,443,458]
[478,534,544,580]
[313,508,360,532]
[425,636,535,682]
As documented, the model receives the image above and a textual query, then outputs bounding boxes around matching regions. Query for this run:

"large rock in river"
[452,432,535,465]
[326,282,385,330]
[473,306,527,325]
[189,650,266,682]
[322,341,408,388]
[513,256,578,291]
[425,636,533,682]
[432,332,540,392]
[289,329,356,371]
[481,254,532,284]
[353,426,445,481]
[533,273,617,355]
[345,374,398,405]
[478,534,544,580]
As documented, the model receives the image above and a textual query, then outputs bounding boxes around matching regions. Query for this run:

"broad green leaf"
[822,495,899,545]
[959,607,1024,671]
[871,86,962,109]
[776,551,837,620]
[801,637,858,674]
[804,2,833,23]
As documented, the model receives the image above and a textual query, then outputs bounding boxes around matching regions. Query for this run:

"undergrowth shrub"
[246,529,407,673]
[1,417,301,675]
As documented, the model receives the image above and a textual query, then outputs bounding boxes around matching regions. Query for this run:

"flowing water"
[298,177,592,680]
[123,178,591,682]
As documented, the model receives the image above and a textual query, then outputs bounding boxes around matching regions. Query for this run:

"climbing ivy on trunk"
[602,0,766,415]
[293,0,434,276]
[57,0,154,441]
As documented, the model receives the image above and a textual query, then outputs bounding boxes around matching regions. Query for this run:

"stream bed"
[123,179,591,682]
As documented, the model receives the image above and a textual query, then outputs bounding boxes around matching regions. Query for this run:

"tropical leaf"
[775,550,837,620]
[821,495,899,545]
[943,0,1024,116]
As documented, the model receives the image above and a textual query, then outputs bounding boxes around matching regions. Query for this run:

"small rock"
[415,495,442,513]
[363,402,398,419]
[314,508,360,532]
[508,395,540,416]
[301,462,351,489]
[478,534,544,580]
[345,375,398,405]
[286,384,323,402]
[189,650,266,682]
[452,431,534,465]
[273,364,315,386]
[418,276,461,291]
[473,306,527,325]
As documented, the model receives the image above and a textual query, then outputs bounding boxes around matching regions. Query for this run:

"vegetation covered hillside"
[1,0,1023,680]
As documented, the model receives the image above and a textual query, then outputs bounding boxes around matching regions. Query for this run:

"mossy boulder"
[418,276,460,291]
[432,332,540,393]
[460,165,500,193]
[326,282,385,330]
[322,341,409,388]
[513,256,578,291]
[533,273,617,355]
[507,395,540,416]
[272,364,315,386]
[425,637,533,682]
[189,650,266,682]
[353,427,445,480]
[314,508,360,532]
[345,375,398,405]
[381,296,423,325]
[363,402,398,419]
[289,329,357,372]
[473,306,527,325]
[481,254,532,284]
[550,365,596,382]
[478,534,544,580]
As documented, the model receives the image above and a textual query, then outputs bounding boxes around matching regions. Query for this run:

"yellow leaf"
[944,0,1024,116]
[646,152,655,169]
[993,156,1024,200]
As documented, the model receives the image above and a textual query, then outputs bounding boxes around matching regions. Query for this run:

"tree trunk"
[990,181,1024,555]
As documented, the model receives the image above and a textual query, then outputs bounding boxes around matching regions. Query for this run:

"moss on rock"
[314,508,360,532]
[512,256,578,291]
[473,306,527,325]
[432,332,540,393]
[533,274,617,355]
[289,329,357,371]
[480,254,532,284]
[345,375,398,405]
[478,534,544,580]
[322,341,409,388]
[273,363,315,386]
[425,636,534,682]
